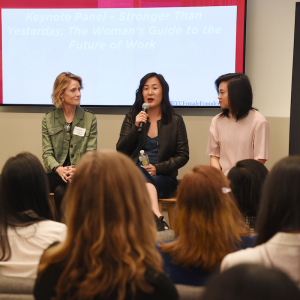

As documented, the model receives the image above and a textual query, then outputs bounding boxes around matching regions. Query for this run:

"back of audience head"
[160,165,245,272]
[38,151,162,300]
[228,159,268,220]
[201,264,300,300]
[0,152,53,260]
[256,156,300,245]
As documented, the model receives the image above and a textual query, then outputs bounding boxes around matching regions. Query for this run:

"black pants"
[47,173,68,221]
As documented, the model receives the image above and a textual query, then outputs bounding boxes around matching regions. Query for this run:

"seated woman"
[157,165,255,286]
[43,72,97,220]
[206,73,269,175]
[34,151,178,300]
[117,72,189,230]
[221,156,300,287]
[227,159,269,234]
[0,152,67,278]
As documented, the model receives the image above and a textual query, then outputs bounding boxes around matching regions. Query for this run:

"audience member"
[34,151,178,300]
[221,156,300,287]
[201,264,300,300]
[158,165,255,286]
[227,159,268,233]
[0,152,66,278]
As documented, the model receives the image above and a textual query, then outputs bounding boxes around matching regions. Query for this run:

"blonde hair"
[51,72,83,108]
[38,151,162,300]
[159,165,246,272]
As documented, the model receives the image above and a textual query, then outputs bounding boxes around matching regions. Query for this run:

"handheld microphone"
[138,103,150,132]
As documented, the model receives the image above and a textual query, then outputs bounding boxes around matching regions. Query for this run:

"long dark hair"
[130,72,174,125]
[215,73,255,121]
[256,156,300,245]
[228,159,269,218]
[0,152,53,261]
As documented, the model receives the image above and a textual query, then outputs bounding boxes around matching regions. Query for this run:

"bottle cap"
[140,150,145,154]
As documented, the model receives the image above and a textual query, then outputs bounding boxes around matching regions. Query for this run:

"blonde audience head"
[160,165,245,272]
[38,151,162,300]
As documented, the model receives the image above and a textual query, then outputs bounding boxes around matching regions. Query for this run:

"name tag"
[73,126,86,137]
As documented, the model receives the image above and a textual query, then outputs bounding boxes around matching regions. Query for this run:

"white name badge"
[73,126,86,137]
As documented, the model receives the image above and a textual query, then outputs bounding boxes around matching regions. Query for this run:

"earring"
[61,99,64,101]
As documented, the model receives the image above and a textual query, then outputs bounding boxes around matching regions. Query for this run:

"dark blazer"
[116,112,189,177]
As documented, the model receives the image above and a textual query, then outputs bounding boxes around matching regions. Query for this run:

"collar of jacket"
[54,106,84,128]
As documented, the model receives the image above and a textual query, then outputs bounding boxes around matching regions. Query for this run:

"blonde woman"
[34,151,178,300]
[42,72,97,219]
[158,165,255,286]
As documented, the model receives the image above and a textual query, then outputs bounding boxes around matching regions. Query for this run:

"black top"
[116,112,189,177]
[34,263,179,300]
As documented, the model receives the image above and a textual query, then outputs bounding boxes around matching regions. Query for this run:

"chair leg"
[167,203,175,229]
[158,201,163,214]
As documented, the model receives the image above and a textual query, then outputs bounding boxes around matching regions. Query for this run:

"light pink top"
[206,110,269,175]
[221,232,300,287]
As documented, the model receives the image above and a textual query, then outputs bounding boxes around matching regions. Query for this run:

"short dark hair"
[215,73,254,121]
[228,159,269,218]
[130,72,174,125]
[256,156,300,245]
[0,152,53,261]
[201,264,300,300]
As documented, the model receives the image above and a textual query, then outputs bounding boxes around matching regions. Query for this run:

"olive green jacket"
[42,106,97,173]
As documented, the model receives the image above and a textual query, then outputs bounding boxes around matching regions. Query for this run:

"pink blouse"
[206,110,269,175]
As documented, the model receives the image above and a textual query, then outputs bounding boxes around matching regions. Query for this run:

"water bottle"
[139,150,149,166]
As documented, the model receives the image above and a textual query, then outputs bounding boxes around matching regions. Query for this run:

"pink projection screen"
[0,0,246,107]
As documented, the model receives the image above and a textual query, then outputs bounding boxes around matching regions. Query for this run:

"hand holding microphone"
[136,103,149,131]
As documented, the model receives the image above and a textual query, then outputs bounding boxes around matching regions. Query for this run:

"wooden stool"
[49,193,56,221]
[158,198,176,229]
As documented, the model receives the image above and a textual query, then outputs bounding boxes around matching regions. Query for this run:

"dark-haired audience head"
[39,151,162,300]
[0,152,52,222]
[256,156,300,245]
[215,73,253,121]
[228,159,269,220]
[131,72,174,124]
[201,264,300,300]
[160,165,245,272]
[0,152,53,260]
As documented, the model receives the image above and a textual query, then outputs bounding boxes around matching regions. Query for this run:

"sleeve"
[42,115,59,172]
[154,116,189,176]
[254,120,269,160]
[116,113,140,156]
[206,118,220,157]
[86,114,98,151]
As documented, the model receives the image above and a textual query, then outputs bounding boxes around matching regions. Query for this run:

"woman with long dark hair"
[206,73,269,175]
[222,156,300,287]
[0,152,66,278]
[117,72,189,230]
[34,151,178,300]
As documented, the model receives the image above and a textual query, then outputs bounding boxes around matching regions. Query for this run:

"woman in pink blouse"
[206,73,269,175]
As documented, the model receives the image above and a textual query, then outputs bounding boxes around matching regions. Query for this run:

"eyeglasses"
[64,123,71,141]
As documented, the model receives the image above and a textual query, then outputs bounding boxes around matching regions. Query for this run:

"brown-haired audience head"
[38,151,162,300]
[51,72,82,108]
[160,165,245,272]
[256,156,300,245]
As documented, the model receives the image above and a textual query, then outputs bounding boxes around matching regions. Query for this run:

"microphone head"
[142,103,150,110]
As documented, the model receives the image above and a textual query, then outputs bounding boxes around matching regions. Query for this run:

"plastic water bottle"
[139,150,149,166]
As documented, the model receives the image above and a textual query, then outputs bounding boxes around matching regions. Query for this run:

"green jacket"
[42,106,97,173]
